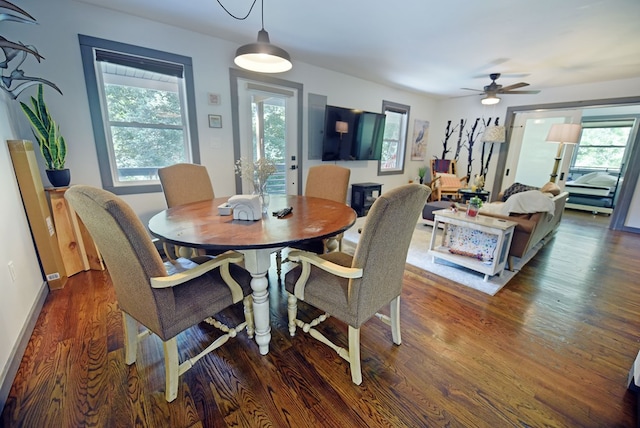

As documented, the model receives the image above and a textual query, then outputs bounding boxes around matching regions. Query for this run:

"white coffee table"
[428,209,517,281]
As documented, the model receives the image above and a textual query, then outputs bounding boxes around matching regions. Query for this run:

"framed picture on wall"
[208,114,222,128]
[411,119,429,160]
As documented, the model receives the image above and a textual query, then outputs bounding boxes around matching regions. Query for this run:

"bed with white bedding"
[564,171,621,214]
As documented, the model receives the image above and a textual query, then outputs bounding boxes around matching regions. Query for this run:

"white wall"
[0,92,48,403]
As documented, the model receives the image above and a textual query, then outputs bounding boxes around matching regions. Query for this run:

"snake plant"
[19,83,66,170]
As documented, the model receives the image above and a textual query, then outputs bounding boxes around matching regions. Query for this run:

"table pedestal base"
[240,248,276,355]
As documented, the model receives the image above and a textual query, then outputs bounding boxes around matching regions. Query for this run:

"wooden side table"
[45,187,104,276]
[428,209,516,281]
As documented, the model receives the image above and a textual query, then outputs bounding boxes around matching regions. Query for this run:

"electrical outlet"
[8,261,16,282]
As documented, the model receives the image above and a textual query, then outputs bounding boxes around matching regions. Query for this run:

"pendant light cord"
[216,0,259,23]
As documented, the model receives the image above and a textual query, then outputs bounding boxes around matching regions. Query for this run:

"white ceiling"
[77,0,640,100]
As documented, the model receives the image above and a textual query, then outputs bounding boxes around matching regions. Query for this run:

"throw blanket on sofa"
[480,190,556,217]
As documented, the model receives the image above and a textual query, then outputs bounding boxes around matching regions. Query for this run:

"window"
[572,119,633,171]
[79,35,199,194]
[379,100,409,175]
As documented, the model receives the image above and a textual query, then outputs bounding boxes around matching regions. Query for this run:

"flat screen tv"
[322,105,386,161]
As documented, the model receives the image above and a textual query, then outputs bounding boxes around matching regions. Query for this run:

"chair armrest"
[150,251,245,302]
[288,250,362,301]
[287,250,363,278]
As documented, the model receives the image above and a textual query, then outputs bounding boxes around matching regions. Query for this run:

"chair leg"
[276,250,282,278]
[122,312,139,365]
[390,296,402,345]
[163,337,180,402]
[348,326,362,385]
[244,295,255,339]
[287,293,298,337]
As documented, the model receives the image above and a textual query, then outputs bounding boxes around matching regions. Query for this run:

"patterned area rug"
[342,217,542,296]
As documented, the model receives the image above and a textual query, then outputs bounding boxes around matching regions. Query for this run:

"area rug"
[342,217,542,296]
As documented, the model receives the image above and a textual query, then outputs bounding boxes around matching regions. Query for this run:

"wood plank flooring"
[2,209,640,427]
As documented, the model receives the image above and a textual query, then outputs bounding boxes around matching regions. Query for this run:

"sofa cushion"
[501,182,539,201]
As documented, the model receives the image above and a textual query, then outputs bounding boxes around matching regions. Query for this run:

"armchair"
[284,184,430,384]
[65,185,254,402]
[429,159,467,201]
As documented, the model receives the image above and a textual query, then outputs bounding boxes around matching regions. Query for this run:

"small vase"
[253,180,270,214]
[466,201,480,218]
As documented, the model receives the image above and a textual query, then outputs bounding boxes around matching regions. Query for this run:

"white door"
[504,109,583,189]
[236,79,300,195]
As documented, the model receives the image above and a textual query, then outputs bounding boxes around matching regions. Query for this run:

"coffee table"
[428,209,516,281]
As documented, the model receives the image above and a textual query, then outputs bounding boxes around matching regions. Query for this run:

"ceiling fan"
[462,73,540,105]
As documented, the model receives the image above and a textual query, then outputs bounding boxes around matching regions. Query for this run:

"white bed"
[564,171,621,214]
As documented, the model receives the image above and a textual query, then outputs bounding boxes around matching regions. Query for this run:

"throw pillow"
[540,181,561,196]
[501,182,539,202]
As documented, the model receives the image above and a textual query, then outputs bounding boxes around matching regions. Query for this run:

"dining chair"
[65,185,254,402]
[276,164,351,277]
[158,163,216,259]
[284,183,430,385]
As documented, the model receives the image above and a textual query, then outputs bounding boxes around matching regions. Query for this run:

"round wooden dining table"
[148,195,357,355]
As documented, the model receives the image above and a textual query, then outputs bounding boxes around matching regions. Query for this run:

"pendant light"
[233,0,292,73]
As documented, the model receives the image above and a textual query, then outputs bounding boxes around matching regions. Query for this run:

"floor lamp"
[545,123,582,183]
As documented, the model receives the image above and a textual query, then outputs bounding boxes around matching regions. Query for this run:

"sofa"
[452,185,569,269]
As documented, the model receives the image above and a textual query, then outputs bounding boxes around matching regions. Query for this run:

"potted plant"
[19,84,69,187]
[418,166,427,184]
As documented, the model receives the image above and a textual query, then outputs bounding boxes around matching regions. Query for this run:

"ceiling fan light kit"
[481,94,501,105]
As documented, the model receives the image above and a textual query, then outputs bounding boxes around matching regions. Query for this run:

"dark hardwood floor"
[2,209,640,427]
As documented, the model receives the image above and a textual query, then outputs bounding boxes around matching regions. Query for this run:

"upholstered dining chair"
[284,183,430,385]
[158,163,216,259]
[276,164,351,277]
[65,185,254,402]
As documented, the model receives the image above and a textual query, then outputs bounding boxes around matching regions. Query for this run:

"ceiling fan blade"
[460,87,485,92]
[502,90,541,94]
[499,82,529,92]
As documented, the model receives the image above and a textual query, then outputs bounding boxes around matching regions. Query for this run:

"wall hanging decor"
[0,0,61,99]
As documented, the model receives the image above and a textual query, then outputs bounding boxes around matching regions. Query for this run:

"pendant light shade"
[234,29,292,73]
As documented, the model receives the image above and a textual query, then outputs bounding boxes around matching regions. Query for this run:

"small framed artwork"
[208,114,222,128]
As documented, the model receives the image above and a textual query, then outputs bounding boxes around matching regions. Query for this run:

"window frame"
[570,117,634,172]
[378,100,409,175]
[79,34,200,195]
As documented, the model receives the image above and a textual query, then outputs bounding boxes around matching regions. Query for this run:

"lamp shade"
[482,125,506,143]
[234,29,292,73]
[545,123,582,144]
[335,121,348,134]
[481,94,500,105]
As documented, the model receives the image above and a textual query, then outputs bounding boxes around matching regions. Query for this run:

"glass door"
[236,79,299,195]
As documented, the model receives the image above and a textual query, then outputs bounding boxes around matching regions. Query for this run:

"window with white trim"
[379,100,409,175]
[79,35,199,194]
